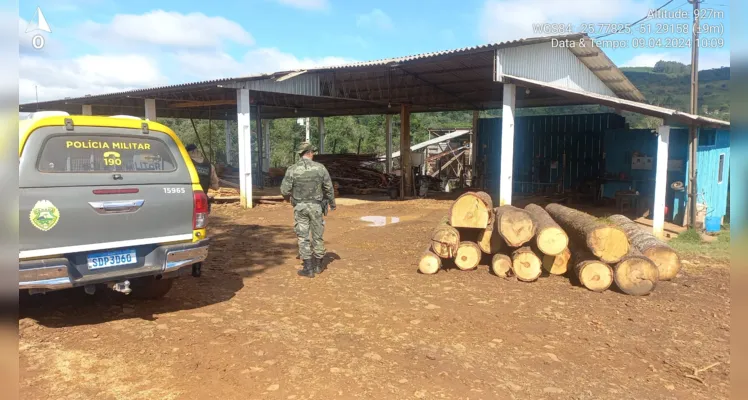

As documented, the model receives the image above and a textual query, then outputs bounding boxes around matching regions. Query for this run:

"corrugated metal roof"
[21,33,646,109]
[503,74,729,128]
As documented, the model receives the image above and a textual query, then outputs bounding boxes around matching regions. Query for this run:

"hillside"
[621,62,730,120]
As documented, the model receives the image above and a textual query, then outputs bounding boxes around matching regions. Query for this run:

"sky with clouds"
[14,0,731,104]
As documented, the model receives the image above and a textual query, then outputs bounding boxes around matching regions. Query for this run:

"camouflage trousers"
[293,202,326,260]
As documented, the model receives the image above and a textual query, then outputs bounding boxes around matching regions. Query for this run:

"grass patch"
[670,228,730,262]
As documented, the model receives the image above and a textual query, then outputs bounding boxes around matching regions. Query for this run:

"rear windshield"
[37,135,178,173]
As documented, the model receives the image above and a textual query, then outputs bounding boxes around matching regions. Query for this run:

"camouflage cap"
[297,141,316,154]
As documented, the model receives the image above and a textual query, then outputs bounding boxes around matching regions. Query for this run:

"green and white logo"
[29,200,60,231]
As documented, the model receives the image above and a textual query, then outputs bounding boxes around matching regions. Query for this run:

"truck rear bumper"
[19,239,210,291]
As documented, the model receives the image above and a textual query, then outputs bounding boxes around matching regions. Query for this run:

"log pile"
[314,154,396,195]
[418,194,681,296]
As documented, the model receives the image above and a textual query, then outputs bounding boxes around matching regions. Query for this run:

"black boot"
[313,257,326,274]
[298,259,315,278]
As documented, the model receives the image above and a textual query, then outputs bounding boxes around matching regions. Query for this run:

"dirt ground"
[19,199,731,400]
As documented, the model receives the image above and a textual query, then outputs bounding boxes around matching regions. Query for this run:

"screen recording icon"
[26,6,51,50]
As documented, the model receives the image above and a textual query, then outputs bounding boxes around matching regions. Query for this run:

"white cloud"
[274,0,329,11]
[80,10,254,48]
[622,50,730,70]
[357,9,394,32]
[19,54,166,103]
[479,0,652,42]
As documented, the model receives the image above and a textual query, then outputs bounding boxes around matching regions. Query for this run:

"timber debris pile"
[418,191,682,296]
[314,154,398,195]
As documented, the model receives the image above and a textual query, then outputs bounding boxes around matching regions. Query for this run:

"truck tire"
[130,276,174,299]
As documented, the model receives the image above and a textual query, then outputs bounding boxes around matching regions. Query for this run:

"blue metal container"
[705,215,721,233]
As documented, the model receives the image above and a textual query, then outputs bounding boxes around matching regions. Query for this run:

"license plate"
[87,249,137,270]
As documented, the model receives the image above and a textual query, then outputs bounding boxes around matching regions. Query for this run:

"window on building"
[718,153,725,184]
[700,129,716,147]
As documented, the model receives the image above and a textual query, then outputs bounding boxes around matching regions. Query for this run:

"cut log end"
[418,252,442,275]
[491,254,513,278]
[455,242,482,270]
[498,208,535,247]
[588,226,630,263]
[643,247,681,281]
[449,192,492,229]
[542,247,571,275]
[431,225,460,259]
[537,227,569,256]
[614,256,658,296]
[512,247,542,282]
[576,261,613,292]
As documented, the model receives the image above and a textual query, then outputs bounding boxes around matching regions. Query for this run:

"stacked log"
[449,191,493,229]
[608,214,681,281]
[416,195,678,297]
[545,204,629,263]
[494,206,536,247]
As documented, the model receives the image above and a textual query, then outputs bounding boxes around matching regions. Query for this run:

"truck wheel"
[130,276,174,299]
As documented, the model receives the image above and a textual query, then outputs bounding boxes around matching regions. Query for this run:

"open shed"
[20,33,730,238]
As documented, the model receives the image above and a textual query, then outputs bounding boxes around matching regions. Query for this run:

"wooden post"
[318,117,325,154]
[225,116,232,165]
[82,105,92,115]
[236,87,253,208]
[263,119,270,170]
[471,110,479,185]
[400,104,412,199]
[385,114,393,174]
[653,125,670,238]
[144,99,156,120]
[500,84,516,206]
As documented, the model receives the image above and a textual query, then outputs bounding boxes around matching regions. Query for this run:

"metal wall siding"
[245,74,321,96]
[696,129,730,218]
[496,43,617,98]
[477,113,625,202]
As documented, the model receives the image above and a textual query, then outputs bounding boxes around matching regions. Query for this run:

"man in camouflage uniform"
[281,142,336,278]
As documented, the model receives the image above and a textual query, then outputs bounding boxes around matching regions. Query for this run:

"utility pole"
[687,0,700,228]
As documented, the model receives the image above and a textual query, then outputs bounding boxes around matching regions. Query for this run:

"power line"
[594,0,675,39]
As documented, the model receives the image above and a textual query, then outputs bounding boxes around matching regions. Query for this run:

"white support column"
[653,125,670,238]
[225,118,232,166]
[318,117,325,154]
[499,84,516,206]
[305,117,310,142]
[144,99,156,120]
[385,114,392,174]
[82,105,92,116]
[236,88,253,208]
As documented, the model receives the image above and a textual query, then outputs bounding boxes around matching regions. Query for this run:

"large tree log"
[511,246,542,282]
[608,214,681,281]
[524,203,569,256]
[477,210,505,254]
[455,241,482,270]
[571,245,613,292]
[542,247,571,276]
[545,204,629,263]
[494,206,536,247]
[431,216,460,258]
[449,191,493,229]
[418,248,442,275]
[491,254,513,278]
[613,251,658,296]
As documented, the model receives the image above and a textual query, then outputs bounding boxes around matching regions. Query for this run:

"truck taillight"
[193,191,209,229]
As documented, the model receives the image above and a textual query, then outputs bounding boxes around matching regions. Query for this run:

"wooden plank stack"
[419,192,677,296]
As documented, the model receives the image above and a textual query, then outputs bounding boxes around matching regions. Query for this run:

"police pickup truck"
[19,112,210,298]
